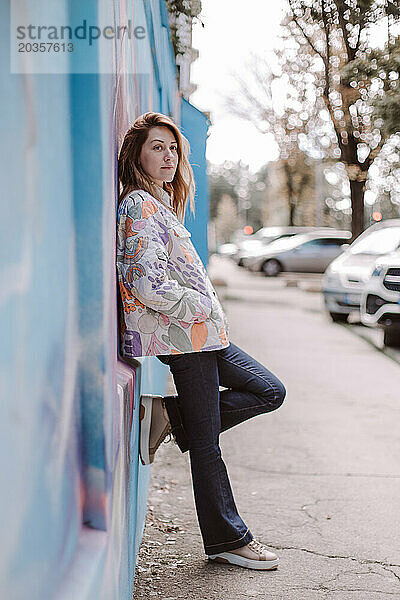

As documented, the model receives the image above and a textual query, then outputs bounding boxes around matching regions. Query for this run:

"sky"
[190,0,287,172]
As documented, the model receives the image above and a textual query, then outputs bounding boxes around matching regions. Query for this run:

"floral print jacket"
[116,188,229,357]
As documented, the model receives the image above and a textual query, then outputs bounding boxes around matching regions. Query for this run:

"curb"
[343,323,400,366]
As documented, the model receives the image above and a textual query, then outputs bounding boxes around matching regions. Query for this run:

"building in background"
[0,2,208,599]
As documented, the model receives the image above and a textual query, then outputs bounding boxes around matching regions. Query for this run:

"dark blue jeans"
[156,342,286,556]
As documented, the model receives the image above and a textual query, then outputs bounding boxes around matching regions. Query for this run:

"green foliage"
[166,0,201,18]
[366,134,400,219]
[374,92,400,138]
[342,37,400,138]
[165,0,202,56]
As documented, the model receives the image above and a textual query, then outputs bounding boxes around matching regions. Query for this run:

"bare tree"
[227,1,399,238]
[287,0,400,238]
[227,57,319,225]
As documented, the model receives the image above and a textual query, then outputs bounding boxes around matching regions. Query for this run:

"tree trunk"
[289,201,295,226]
[350,179,365,241]
[283,160,295,226]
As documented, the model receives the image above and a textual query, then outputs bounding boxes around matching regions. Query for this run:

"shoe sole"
[208,552,279,570]
[139,396,153,466]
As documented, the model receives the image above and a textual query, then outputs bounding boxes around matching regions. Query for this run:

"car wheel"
[262,259,281,277]
[329,312,348,323]
[383,326,400,348]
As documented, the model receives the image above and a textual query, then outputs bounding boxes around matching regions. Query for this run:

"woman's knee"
[273,379,286,410]
[261,378,286,411]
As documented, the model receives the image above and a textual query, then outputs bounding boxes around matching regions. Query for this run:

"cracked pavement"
[133,258,400,600]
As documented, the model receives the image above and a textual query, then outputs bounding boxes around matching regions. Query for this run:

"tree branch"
[333,0,356,61]
[321,0,331,98]
[354,10,365,55]
[288,0,327,64]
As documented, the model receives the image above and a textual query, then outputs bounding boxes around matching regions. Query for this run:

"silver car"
[235,226,320,267]
[361,251,400,347]
[323,219,400,323]
[245,231,351,276]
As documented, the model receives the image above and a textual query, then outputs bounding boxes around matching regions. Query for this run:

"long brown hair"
[118,112,195,220]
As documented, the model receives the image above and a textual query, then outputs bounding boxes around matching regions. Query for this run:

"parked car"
[244,230,351,276]
[360,251,400,347]
[216,243,238,258]
[323,219,400,323]
[234,226,320,266]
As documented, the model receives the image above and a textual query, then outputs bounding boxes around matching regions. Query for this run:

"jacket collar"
[153,183,175,213]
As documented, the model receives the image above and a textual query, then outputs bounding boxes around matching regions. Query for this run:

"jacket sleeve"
[117,197,212,323]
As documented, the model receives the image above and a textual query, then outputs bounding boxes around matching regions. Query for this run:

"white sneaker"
[139,394,171,465]
[208,539,279,570]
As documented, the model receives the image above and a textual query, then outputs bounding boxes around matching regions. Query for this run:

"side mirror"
[341,244,350,250]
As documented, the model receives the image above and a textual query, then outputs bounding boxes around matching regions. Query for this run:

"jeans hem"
[205,529,253,555]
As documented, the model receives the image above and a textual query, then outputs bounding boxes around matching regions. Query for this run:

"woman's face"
[139,126,178,186]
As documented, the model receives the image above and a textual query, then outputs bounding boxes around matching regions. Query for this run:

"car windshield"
[263,235,309,252]
[254,228,282,240]
[258,233,294,246]
[349,227,400,256]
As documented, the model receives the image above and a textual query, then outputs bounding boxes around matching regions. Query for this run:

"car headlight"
[324,269,338,283]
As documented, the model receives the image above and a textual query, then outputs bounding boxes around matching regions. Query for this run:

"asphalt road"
[133,257,400,600]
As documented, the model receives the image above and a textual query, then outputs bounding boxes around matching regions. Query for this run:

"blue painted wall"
[0,1,210,599]
[181,98,211,265]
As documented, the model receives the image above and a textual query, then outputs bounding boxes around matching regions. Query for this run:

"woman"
[117,112,286,570]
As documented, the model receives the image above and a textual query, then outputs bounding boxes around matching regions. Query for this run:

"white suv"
[361,252,400,348]
[323,219,400,323]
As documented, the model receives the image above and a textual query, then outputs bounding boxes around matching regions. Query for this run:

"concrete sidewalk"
[133,258,400,600]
